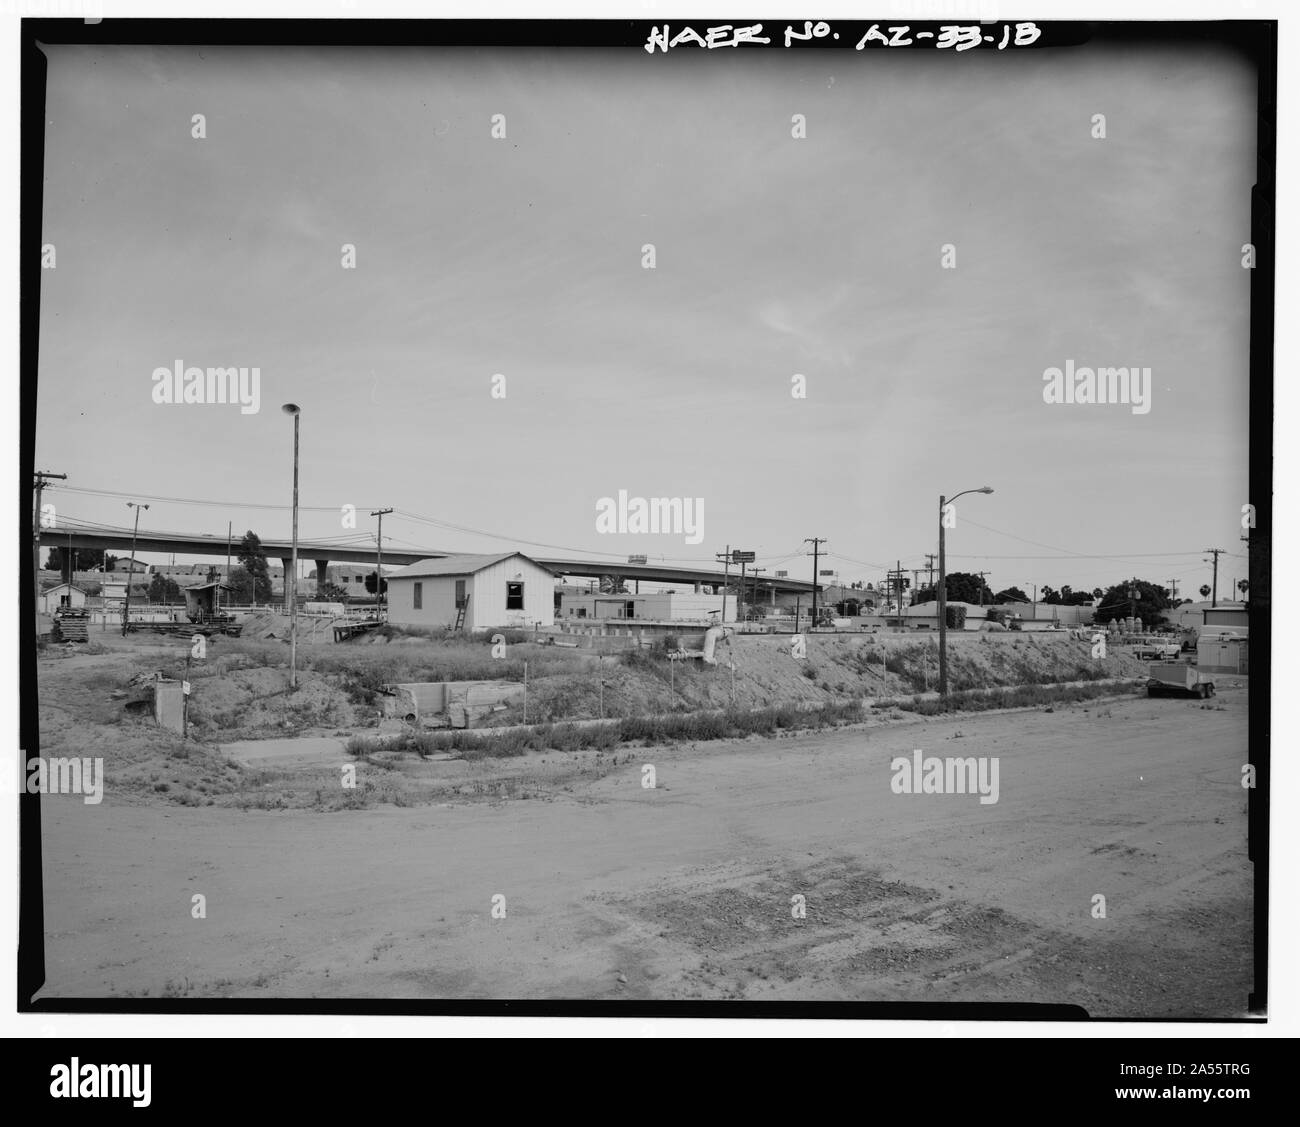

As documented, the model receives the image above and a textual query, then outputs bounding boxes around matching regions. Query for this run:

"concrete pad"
[220,736,349,767]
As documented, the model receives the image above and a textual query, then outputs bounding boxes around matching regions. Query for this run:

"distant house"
[39,583,87,614]
[384,552,555,631]
[309,563,397,599]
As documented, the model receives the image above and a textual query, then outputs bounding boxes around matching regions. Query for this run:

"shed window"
[506,582,525,610]
[413,582,422,610]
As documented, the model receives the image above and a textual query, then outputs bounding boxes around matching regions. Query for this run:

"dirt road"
[36,684,1252,1016]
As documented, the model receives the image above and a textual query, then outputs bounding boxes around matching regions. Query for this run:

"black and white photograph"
[17,12,1274,1032]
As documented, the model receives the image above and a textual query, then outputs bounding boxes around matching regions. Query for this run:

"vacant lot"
[34,654,1251,1016]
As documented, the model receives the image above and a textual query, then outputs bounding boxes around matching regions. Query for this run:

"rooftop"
[388,552,553,580]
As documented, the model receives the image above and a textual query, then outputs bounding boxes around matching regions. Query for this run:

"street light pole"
[938,486,993,698]
[122,502,149,636]
[283,404,301,688]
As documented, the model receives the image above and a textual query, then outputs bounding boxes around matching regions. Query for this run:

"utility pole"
[122,502,149,636]
[976,570,990,607]
[805,538,826,629]
[371,507,393,620]
[1204,548,1225,608]
[738,557,747,623]
[924,553,937,590]
[715,546,731,623]
[224,521,232,611]
[1167,578,1179,605]
[32,470,67,615]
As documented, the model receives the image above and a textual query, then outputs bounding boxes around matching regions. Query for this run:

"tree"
[237,531,273,603]
[227,565,257,605]
[1199,584,1212,600]
[319,582,351,604]
[993,586,1029,604]
[598,574,628,594]
[836,598,862,616]
[1237,579,1249,600]
[915,571,993,606]
[44,547,102,574]
[1057,585,1095,606]
[1094,579,1172,626]
[147,573,183,604]
[363,571,388,597]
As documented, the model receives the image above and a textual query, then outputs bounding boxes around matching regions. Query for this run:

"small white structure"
[39,583,87,614]
[385,552,555,631]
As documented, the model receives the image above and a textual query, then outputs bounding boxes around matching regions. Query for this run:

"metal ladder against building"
[454,595,469,632]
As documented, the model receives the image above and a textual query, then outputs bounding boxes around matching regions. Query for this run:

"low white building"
[385,552,555,631]
[559,591,733,623]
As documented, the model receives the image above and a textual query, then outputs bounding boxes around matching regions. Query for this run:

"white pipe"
[702,625,731,665]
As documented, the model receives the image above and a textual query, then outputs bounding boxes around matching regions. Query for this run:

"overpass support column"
[280,557,294,610]
[314,559,330,596]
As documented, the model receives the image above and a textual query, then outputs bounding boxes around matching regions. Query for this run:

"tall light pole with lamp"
[282,404,301,688]
[938,486,993,698]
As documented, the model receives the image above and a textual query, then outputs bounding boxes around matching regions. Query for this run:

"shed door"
[455,579,467,607]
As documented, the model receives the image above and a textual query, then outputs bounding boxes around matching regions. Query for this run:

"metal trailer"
[1146,661,1216,699]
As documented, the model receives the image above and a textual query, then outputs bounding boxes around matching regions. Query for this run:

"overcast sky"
[36,40,1256,596]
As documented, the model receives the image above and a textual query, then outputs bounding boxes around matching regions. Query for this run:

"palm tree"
[1199,584,1211,600]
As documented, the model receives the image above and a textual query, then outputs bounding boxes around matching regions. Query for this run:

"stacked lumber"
[53,611,90,642]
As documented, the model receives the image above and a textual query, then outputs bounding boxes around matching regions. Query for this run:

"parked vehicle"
[1132,640,1181,661]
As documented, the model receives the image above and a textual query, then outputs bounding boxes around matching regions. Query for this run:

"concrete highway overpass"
[46,523,820,596]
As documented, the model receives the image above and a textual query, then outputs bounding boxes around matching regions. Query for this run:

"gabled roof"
[387,552,555,580]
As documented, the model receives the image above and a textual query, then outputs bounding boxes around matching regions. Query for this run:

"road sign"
[775,570,788,578]
[732,550,756,563]
[627,554,648,565]
[819,570,835,576]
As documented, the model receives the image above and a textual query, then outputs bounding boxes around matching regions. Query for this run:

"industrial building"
[1202,604,1248,632]
[385,552,555,631]
[559,591,733,623]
